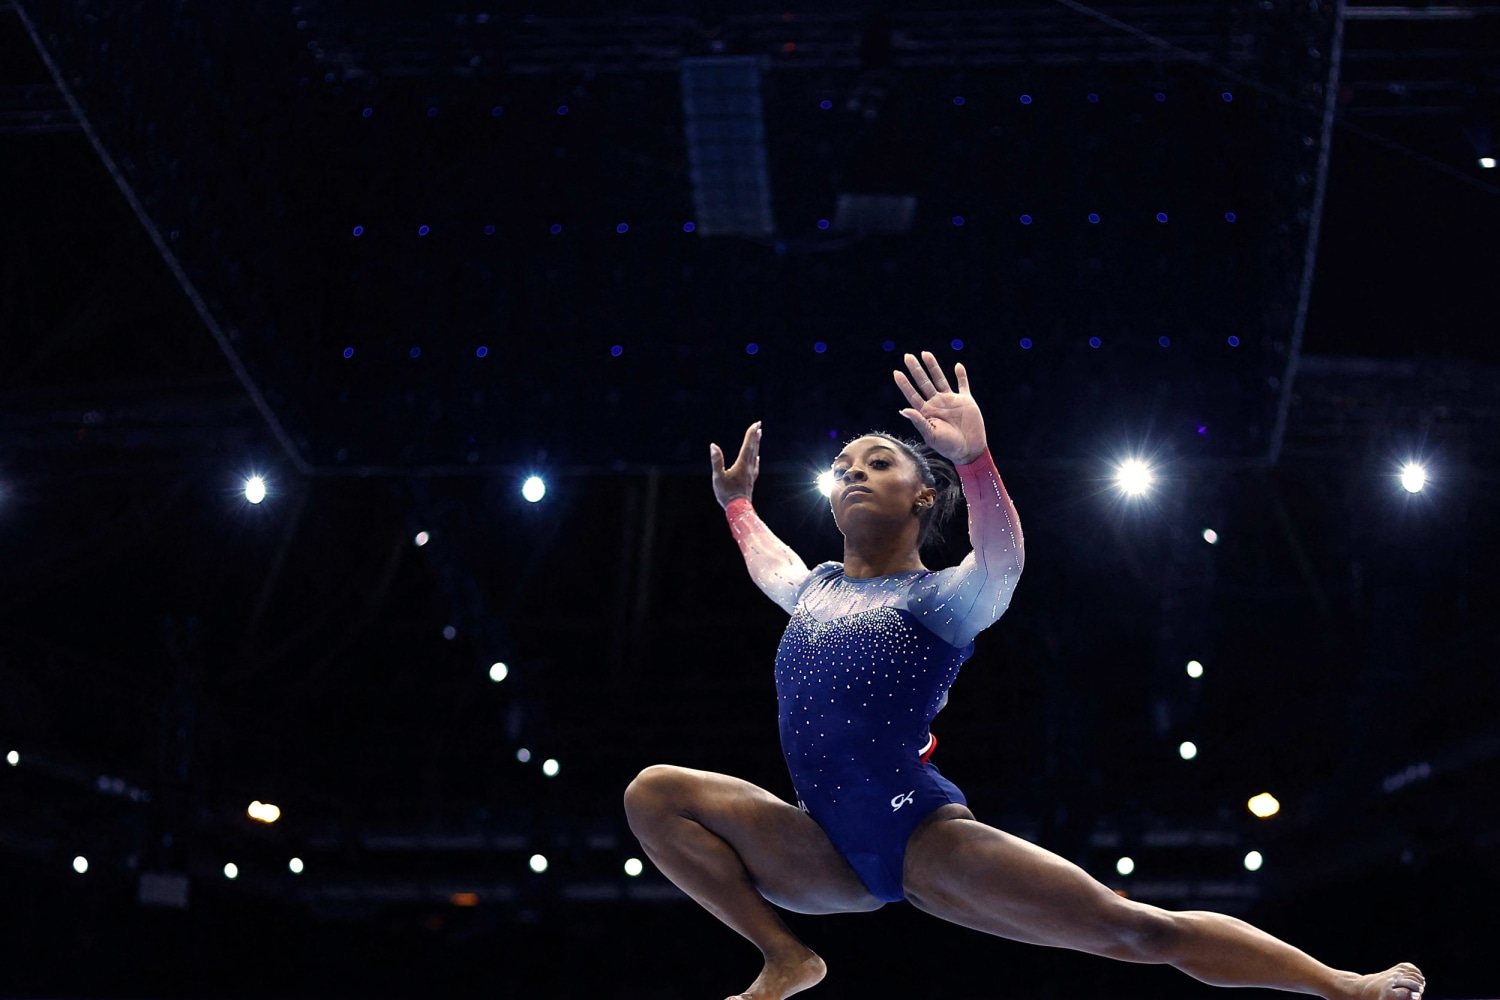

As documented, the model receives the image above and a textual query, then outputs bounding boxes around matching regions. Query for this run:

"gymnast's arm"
[917,448,1025,648]
[710,421,812,615]
[892,351,1024,648]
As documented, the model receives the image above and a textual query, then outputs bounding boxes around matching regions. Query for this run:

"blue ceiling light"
[410,347,421,358]
[952,95,965,106]
[418,225,430,235]
[1087,213,1100,224]
[476,346,489,358]
[352,225,364,236]
[952,215,965,226]
[557,105,569,115]
[1089,337,1102,348]
[362,107,373,118]
[816,218,830,230]
[616,223,629,233]
[427,106,438,117]
[1158,336,1171,347]
[492,106,504,116]
[745,343,759,355]
[1222,92,1234,102]
[1155,92,1166,102]
[610,345,623,357]
[1228,335,1241,347]
[1087,92,1099,103]
[342,347,354,359]
[819,99,832,109]
[549,223,562,235]
[483,224,495,235]
[1019,338,1033,350]
[814,342,827,353]
[1156,212,1169,223]
[882,340,896,352]
[683,221,696,232]
[1020,94,1032,105]
[1019,214,1033,225]
[950,338,964,351]
[1225,212,1238,223]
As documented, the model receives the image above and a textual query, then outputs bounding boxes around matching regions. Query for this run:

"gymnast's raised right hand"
[710,421,761,509]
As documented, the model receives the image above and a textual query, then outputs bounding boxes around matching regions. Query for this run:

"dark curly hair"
[843,431,963,552]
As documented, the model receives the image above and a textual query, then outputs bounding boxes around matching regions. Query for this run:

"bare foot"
[1337,963,1425,1000]
[726,948,827,1000]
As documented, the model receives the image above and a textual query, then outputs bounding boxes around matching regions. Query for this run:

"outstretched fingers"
[893,370,926,410]
[954,361,971,396]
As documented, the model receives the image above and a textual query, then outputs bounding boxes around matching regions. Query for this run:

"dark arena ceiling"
[2,2,1500,998]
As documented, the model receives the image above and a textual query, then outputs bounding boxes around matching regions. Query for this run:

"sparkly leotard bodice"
[774,566,973,809]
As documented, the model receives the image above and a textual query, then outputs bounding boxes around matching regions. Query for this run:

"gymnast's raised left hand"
[894,350,988,465]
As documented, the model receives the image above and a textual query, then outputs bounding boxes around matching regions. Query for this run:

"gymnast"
[624,350,1424,1000]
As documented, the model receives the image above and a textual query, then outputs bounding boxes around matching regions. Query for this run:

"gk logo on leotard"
[890,790,916,812]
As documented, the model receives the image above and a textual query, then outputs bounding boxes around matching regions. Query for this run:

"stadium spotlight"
[414,531,430,546]
[243,476,267,504]
[1179,741,1198,760]
[224,862,240,880]
[521,476,547,503]
[624,858,644,877]
[489,662,509,682]
[1247,792,1281,818]
[73,855,89,874]
[1202,528,1219,545]
[1481,157,1497,169]
[529,854,549,873]
[542,758,561,777]
[1244,850,1264,872]
[1186,659,1205,679]
[1114,458,1154,496]
[247,801,281,824]
[289,857,305,874]
[816,470,836,497]
[5,750,17,766]
[1399,462,1427,494]
[1115,856,1135,876]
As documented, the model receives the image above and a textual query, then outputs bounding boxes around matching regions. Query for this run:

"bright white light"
[542,758,560,777]
[1248,792,1281,818]
[1244,850,1264,872]
[529,854,549,873]
[1400,463,1427,494]
[522,476,547,503]
[289,857,305,874]
[1114,458,1154,496]
[1115,856,1135,876]
[73,855,89,874]
[1481,157,1497,169]
[243,476,267,504]
[1186,659,1205,679]
[1179,741,1198,760]
[414,531,430,546]
[816,471,836,497]
[5,750,17,766]
[224,862,240,880]
[624,858,644,877]
[489,662,509,683]
[247,800,281,824]
[516,748,532,763]
[1202,528,1219,545]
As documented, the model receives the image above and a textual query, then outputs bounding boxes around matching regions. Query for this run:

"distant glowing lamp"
[1247,792,1281,819]
[1179,741,1198,760]
[1481,157,1497,169]
[1202,528,1219,545]
[244,476,267,504]
[73,855,89,874]
[1115,856,1135,876]
[529,854,549,873]
[489,662,509,682]
[516,748,532,763]
[1244,850,1264,872]
[1114,458,1154,496]
[5,750,17,766]
[247,801,281,824]
[542,758,561,777]
[1186,660,1205,679]
[624,858,644,877]
[1399,463,1427,494]
[224,862,240,880]
[817,471,836,497]
[414,531,430,546]
[289,857,305,874]
[522,476,547,503]
[451,892,480,907]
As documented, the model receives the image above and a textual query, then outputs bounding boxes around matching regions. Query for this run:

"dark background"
[2,1,1498,997]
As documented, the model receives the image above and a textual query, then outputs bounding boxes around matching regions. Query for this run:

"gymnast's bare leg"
[624,764,884,1000]
[903,803,1425,1000]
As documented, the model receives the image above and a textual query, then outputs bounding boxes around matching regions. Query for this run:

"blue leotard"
[725,448,1023,903]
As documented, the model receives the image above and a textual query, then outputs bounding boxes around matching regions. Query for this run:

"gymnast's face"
[829,436,935,535]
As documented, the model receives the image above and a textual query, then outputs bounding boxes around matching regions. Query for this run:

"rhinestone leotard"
[724,448,1023,901]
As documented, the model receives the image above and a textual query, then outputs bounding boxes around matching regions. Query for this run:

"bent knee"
[623,764,689,826]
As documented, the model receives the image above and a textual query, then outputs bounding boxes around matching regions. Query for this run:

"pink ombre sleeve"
[908,447,1025,648]
[725,497,814,614]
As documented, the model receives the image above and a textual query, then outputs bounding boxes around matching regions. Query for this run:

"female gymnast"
[624,350,1424,1000]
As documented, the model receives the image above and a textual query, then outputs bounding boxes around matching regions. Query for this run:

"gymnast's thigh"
[625,763,885,915]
